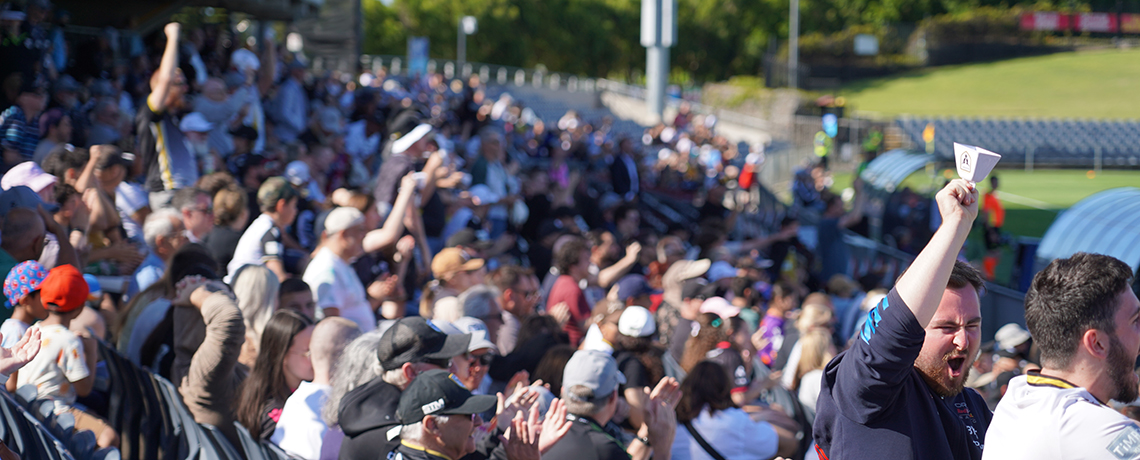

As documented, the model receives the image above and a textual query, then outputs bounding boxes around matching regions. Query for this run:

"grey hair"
[382,367,409,389]
[562,385,612,417]
[323,329,387,425]
[231,264,280,344]
[143,208,182,249]
[400,422,424,443]
[459,285,499,320]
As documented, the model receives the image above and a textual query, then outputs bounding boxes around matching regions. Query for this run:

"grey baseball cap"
[561,350,626,401]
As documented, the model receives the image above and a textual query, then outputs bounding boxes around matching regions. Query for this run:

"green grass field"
[838,49,1140,118]
[832,168,1140,238]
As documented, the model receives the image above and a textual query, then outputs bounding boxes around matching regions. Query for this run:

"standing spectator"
[813,180,989,460]
[815,182,864,282]
[0,76,47,171]
[203,185,248,278]
[235,309,315,440]
[48,75,85,148]
[172,187,213,244]
[470,128,512,238]
[755,280,797,367]
[7,264,119,449]
[227,177,298,282]
[427,247,486,314]
[138,23,197,209]
[272,317,361,460]
[271,60,307,144]
[982,253,1140,458]
[547,236,592,346]
[33,108,69,164]
[302,207,374,331]
[610,138,640,202]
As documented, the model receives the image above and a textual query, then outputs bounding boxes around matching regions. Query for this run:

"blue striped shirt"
[0,106,41,164]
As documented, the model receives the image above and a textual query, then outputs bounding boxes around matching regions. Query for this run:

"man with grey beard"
[983,253,1140,459]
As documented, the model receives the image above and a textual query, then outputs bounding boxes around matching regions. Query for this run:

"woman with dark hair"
[681,312,765,406]
[612,306,666,429]
[235,309,316,440]
[672,361,795,460]
[530,344,575,397]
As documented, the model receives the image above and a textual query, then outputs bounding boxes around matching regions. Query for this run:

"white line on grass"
[996,191,1055,210]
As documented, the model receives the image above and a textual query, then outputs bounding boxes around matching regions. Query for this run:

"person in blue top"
[813,179,991,460]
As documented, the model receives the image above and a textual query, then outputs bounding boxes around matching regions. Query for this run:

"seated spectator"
[0,199,72,315]
[227,177,298,282]
[0,76,47,172]
[790,328,835,414]
[7,264,119,448]
[778,300,835,390]
[303,206,373,331]
[130,209,186,298]
[425,247,485,318]
[272,317,361,459]
[278,278,316,320]
[671,360,796,460]
[203,185,248,278]
[1,261,50,348]
[337,317,470,458]
[543,350,680,460]
[231,264,279,368]
[546,236,593,346]
[34,108,69,165]
[390,369,499,460]
[489,265,539,355]
[235,309,315,440]
[321,329,386,458]
[458,284,504,344]
[1,161,56,203]
[437,317,497,394]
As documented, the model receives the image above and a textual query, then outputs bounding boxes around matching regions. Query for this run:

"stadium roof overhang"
[1036,187,1140,273]
[859,149,937,193]
[58,0,318,34]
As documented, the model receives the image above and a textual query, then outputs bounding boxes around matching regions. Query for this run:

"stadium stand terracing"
[897,116,1140,167]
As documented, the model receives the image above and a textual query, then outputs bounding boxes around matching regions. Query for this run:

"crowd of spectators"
[0,6,1133,460]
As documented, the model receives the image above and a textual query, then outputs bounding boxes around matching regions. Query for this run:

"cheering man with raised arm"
[983,253,1140,459]
[813,179,991,460]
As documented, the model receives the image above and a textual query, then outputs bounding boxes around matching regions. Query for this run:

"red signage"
[1073,13,1118,32]
[1020,12,1071,31]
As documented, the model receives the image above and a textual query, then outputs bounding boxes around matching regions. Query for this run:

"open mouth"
[947,357,966,375]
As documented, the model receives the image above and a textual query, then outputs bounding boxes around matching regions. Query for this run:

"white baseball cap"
[618,306,656,338]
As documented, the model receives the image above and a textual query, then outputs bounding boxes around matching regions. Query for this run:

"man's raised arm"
[147,23,181,113]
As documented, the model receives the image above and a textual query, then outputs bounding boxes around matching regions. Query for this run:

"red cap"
[39,265,89,313]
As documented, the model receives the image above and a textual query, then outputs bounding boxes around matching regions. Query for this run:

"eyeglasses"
[465,352,494,367]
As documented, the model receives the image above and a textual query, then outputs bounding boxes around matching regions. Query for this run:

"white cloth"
[271,381,332,460]
[798,369,824,413]
[580,324,613,355]
[303,248,375,332]
[15,325,89,412]
[670,407,779,460]
[227,214,282,284]
[344,120,380,161]
[0,318,30,348]
[983,374,1140,459]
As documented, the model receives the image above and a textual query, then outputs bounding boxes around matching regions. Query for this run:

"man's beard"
[916,349,973,397]
[1107,335,1139,403]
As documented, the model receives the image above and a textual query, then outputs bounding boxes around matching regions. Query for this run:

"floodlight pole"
[789,0,799,89]
[458,16,477,76]
[642,0,676,122]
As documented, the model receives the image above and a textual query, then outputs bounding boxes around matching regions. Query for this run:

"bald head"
[311,317,362,383]
[0,208,45,260]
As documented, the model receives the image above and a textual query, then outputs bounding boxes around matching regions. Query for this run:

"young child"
[1,261,51,348]
[5,264,119,449]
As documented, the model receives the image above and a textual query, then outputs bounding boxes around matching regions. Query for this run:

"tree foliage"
[360,0,1089,83]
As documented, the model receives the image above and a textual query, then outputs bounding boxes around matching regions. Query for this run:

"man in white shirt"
[302,207,374,331]
[983,252,1140,459]
[272,317,360,459]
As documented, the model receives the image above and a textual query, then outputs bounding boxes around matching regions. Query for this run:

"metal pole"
[789,0,799,89]
[1095,146,1102,174]
[647,46,668,121]
[457,21,466,71]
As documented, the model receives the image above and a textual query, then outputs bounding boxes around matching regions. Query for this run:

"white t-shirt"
[271,381,332,460]
[15,324,89,412]
[671,406,779,460]
[344,120,380,161]
[227,214,284,283]
[302,248,374,332]
[0,318,30,348]
[984,373,1140,459]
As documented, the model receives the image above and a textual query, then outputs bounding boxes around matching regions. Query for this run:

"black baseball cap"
[377,317,471,371]
[682,278,711,301]
[397,369,496,424]
[446,228,492,250]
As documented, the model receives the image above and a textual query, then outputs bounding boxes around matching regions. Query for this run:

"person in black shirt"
[813,179,990,460]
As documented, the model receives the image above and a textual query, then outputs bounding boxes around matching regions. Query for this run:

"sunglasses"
[465,353,494,366]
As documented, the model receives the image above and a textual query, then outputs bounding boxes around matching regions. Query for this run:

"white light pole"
[642,0,676,121]
[458,16,478,75]
[789,0,799,88]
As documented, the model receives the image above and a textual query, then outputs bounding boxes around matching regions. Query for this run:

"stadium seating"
[896,116,1140,167]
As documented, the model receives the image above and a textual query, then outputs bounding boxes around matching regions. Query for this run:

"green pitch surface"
[832,168,1140,237]
[839,49,1140,119]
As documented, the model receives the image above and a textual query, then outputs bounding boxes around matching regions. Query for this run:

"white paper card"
[954,142,1002,185]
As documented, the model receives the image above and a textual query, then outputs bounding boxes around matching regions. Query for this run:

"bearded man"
[813,179,991,460]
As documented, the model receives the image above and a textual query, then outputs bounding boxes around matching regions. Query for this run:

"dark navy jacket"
[813,289,991,460]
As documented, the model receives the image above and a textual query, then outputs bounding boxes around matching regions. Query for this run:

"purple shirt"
[757,313,785,367]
